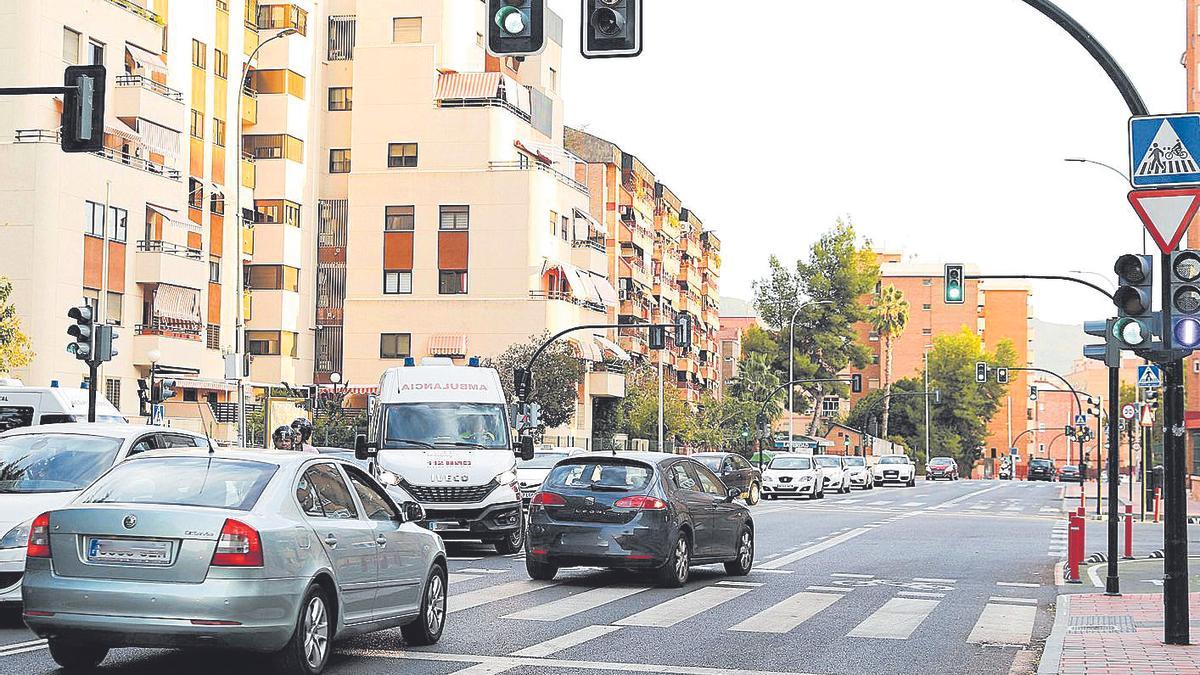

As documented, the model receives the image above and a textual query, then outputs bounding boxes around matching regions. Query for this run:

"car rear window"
[694,456,722,471]
[82,457,277,511]
[1031,459,1053,468]
[771,456,812,470]
[814,457,842,468]
[544,461,653,492]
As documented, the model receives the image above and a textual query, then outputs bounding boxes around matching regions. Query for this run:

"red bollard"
[1154,488,1161,524]
[1066,513,1083,584]
[1123,504,1134,560]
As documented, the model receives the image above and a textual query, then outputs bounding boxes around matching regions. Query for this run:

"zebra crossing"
[1048,520,1068,557]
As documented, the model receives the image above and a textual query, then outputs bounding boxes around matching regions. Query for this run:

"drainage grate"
[1068,615,1136,634]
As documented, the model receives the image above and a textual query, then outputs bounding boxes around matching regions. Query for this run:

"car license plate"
[563,533,609,548]
[426,520,459,532]
[86,537,172,566]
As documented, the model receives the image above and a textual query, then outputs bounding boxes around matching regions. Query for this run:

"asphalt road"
[0,479,1070,675]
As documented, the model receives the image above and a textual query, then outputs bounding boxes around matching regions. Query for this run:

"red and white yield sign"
[1128,188,1200,254]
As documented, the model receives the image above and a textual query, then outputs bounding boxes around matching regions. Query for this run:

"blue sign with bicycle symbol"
[1130,114,1200,188]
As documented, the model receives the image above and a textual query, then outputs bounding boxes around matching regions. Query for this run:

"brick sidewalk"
[1039,593,1200,674]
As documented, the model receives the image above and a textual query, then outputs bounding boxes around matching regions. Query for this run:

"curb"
[1037,594,1071,675]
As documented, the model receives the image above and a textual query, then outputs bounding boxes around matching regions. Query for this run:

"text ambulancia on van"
[356,358,535,554]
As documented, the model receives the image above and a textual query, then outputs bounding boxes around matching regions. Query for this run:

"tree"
[617,365,693,450]
[482,332,585,433]
[867,285,909,438]
[0,277,33,374]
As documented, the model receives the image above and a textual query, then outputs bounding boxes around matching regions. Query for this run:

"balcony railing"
[138,239,202,260]
[210,402,238,423]
[572,238,606,254]
[529,289,605,313]
[136,320,202,341]
[15,130,181,180]
[489,159,588,196]
[14,129,58,144]
[104,0,163,24]
[440,96,531,123]
[115,74,184,102]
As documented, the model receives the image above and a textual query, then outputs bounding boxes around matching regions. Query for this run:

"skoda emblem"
[584,496,595,505]
[122,514,137,530]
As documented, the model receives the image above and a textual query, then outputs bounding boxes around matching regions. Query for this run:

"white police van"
[357,358,533,554]
[0,381,125,432]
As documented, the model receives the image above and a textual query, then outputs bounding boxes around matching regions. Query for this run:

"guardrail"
[115,75,184,102]
[489,159,589,196]
[135,320,202,340]
[15,130,181,180]
[439,97,531,123]
[104,0,163,24]
[528,289,606,313]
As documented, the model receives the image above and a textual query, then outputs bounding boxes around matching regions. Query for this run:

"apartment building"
[1182,0,1200,489]
[565,128,723,404]
[0,0,290,439]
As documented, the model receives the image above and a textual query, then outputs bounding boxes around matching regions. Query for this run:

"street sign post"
[1130,114,1200,188]
[1138,364,1162,388]
[1127,189,1200,255]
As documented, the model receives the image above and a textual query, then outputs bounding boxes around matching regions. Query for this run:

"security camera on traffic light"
[944,264,965,305]
[1169,250,1200,351]
[581,0,643,59]
[1112,254,1157,350]
[67,304,95,362]
[61,65,106,153]
[487,0,546,56]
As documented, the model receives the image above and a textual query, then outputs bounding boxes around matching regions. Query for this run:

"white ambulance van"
[357,358,534,554]
[0,382,126,432]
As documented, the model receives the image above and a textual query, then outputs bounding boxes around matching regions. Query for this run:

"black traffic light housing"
[137,379,150,415]
[1169,250,1200,351]
[850,374,862,394]
[153,379,177,404]
[944,264,965,304]
[675,314,692,350]
[95,324,118,362]
[581,0,643,59]
[648,326,666,350]
[61,65,106,153]
[996,367,1009,384]
[975,362,988,384]
[1083,319,1120,368]
[67,304,95,362]
[487,0,546,56]
[514,366,533,401]
[1112,254,1156,350]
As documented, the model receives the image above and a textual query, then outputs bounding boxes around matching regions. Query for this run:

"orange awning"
[435,72,502,100]
[428,334,467,357]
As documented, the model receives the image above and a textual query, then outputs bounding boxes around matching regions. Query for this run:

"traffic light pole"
[1105,366,1121,595]
[86,360,98,423]
[755,377,858,472]
[1160,246,1189,643]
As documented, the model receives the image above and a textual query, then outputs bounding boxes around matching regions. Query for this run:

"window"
[922,303,931,310]
[439,205,469,230]
[246,265,300,292]
[380,333,412,359]
[549,211,557,236]
[88,39,105,66]
[207,324,221,350]
[246,330,298,356]
[104,379,120,408]
[243,134,304,161]
[248,69,306,97]
[328,15,356,60]
[439,270,467,295]
[257,4,308,34]
[392,17,422,43]
[295,464,358,520]
[213,118,226,147]
[387,143,418,168]
[209,261,221,283]
[345,467,398,522]
[189,178,204,209]
[328,87,352,111]
[385,205,415,231]
[63,27,80,64]
[190,109,205,139]
[84,457,275,511]
[214,49,228,78]
[549,66,558,92]
[254,200,301,227]
[84,202,127,242]
[691,464,726,497]
[384,271,412,295]
[191,39,206,69]
[561,215,569,241]
[329,148,351,173]
[83,288,123,325]
[210,191,225,215]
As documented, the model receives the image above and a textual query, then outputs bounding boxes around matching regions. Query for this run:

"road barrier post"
[1123,503,1134,560]
[1154,487,1161,524]
[1067,513,1083,584]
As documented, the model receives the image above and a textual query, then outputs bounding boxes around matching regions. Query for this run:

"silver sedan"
[21,449,448,674]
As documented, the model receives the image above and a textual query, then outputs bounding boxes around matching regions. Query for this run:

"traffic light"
[153,379,177,404]
[944,264,965,304]
[975,361,987,383]
[1083,319,1120,368]
[850,374,862,394]
[137,379,150,415]
[1065,425,1076,440]
[1112,254,1156,350]
[996,367,1009,384]
[581,0,643,59]
[1169,250,1200,350]
[94,324,118,362]
[1029,386,1038,401]
[487,0,546,57]
[67,304,95,362]
[1145,388,1160,412]
[675,314,692,349]
[648,326,665,350]
[61,65,106,153]
[1085,396,1100,418]
[514,367,532,400]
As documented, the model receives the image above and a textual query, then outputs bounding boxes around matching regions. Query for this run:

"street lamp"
[788,299,833,451]
[1063,157,1145,255]
[146,349,161,421]
[234,26,299,448]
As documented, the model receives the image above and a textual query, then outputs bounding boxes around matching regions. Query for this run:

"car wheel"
[747,482,761,506]
[402,564,447,646]
[656,532,691,588]
[724,526,754,576]
[526,555,558,580]
[907,477,916,487]
[47,640,108,671]
[271,583,332,675]
[816,488,825,499]
[494,517,525,555]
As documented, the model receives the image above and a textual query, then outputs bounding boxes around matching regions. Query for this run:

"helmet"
[272,425,297,450]
[291,417,314,443]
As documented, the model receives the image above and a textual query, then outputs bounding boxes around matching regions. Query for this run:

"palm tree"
[867,285,910,438]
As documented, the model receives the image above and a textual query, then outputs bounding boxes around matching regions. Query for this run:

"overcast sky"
[553,0,1186,325]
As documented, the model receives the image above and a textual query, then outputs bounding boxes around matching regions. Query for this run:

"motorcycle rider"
[291,417,317,453]
[271,425,297,451]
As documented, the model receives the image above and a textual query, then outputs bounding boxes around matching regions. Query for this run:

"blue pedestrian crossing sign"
[1130,114,1200,188]
[1137,364,1162,389]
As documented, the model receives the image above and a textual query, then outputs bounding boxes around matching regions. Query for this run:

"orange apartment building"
[1183,0,1200,489]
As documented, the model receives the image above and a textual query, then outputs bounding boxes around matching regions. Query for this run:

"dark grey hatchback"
[525,453,754,587]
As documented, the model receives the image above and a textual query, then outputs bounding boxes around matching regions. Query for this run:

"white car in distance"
[515,446,583,502]
[843,455,874,490]
[872,454,917,487]
[812,455,851,494]
[762,454,824,500]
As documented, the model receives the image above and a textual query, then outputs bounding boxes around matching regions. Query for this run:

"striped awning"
[105,124,141,145]
[126,43,167,77]
[589,274,620,307]
[435,72,502,100]
[152,284,202,326]
[428,334,467,357]
[136,118,180,158]
[568,337,602,362]
[593,335,630,362]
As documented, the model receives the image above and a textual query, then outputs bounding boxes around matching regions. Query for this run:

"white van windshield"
[0,434,123,493]
[383,403,510,450]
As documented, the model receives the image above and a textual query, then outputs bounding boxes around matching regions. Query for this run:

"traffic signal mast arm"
[518,321,678,401]
[1005,366,1084,414]
[755,377,863,427]
[963,274,1114,301]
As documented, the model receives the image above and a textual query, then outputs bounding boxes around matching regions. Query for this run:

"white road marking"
[752,569,794,575]
[847,598,940,639]
[0,640,48,658]
[458,568,508,574]
[449,556,483,561]
[615,586,751,628]
[901,502,924,507]
[449,574,482,584]
[759,528,870,570]
[967,603,1037,645]
[840,499,862,504]
[449,579,558,613]
[448,662,515,675]
[1087,563,1104,588]
[996,582,1040,588]
[806,585,852,593]
[912,577,956,584]
[509,625,624,658]
[730,591,843,634]
[715,581,764,587]
[868,500,892,505]
[1003,506,1023,512]
[988,596,1037,605]
[898,591,945,599]
[830,573,874,579]
[504,585,648,622]
[339,649,817,675]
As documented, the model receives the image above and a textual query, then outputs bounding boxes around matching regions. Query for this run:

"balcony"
[135,240,207,289]
[588,369,626,399]
[241,88,258,125]
[620,298,650,321]
[571,237,606,254]
[618,330,648,358]
[241,154,256,188]
[104,0,163,24]
[15,129,181,180]
[133,320,203,368]
[113,76,184,131]
[489,159,588,196]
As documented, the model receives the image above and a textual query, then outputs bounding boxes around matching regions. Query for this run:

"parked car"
[812,455,851,494]
[925,456,959,481]
[1028,458,1058,482]
[516,446,584,502]
[1059,464,1082,482]
[842,456,873,490]
[872,454,916,487]
[0,423,214,606]
[21,450,448,674]
[762,455,824,499]
[692,452,763,505]
[525,453,754,587]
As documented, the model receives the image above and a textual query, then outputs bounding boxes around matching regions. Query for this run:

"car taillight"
[614,495,667,510]
[210,518,263,567]
[530,492,567,506]
[27,512,50,559]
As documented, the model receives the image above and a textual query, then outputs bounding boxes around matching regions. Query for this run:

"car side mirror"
[400,501,425,523]
[725,486,740,502]
[515,435,535,462]
[354,433,378,461]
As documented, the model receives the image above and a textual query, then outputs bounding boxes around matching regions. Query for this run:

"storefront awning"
[593,335,630,362]
[152,284,202,326]
[428,334,467,357]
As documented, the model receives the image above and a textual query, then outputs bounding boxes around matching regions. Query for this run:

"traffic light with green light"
[944,264,964,304]
[1112,254,1156,350]
[487,0,546,56]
